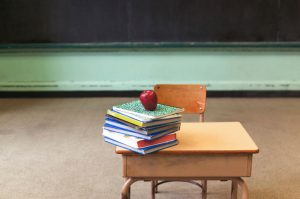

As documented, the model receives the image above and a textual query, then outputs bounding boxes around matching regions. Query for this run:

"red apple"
[139,90,158,111]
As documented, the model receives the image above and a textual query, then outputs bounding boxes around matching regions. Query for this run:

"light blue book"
[105,117,181,135]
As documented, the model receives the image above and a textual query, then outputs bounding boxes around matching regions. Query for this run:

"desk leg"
[151,180,158,199]
[201,180,207,199]
[231,180,238,199]
[231,178,249,199]
[128,183,131,199]
[121,178,137,199]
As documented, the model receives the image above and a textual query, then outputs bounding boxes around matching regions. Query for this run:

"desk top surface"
[116,122,259,155]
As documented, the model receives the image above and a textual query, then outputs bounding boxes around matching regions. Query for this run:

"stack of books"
[102,100,183,155]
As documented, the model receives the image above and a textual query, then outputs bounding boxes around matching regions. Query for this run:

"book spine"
[104,137,178,155]
[113,107,155,119]
[107,110,143,127]
[104,138,145,155]
[103,130,139,148]
[137,133,176,148]
[103,127,151,140]
[105,120,148,135]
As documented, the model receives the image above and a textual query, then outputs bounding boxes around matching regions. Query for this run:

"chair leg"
[201,180,207,199]
[154,180,158,193]
[152,179,206,199]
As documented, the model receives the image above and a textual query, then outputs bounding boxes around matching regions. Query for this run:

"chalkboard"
[0,0,299,44]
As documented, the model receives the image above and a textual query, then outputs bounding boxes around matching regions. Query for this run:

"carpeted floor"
[0,98,299,199]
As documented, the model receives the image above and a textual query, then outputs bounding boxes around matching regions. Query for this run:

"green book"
[106,110,181,127]
[112,100,184,120]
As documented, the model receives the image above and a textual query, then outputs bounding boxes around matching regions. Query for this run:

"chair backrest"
[153,84,206,122]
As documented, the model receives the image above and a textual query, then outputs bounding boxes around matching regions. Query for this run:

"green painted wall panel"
[0,50,299,91]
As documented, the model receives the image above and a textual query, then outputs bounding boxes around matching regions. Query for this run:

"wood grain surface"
[116,122,259,154]
[154,84,206,114]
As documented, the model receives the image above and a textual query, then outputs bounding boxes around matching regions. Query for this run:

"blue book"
[105,117,181,135]
[104,137,178,155]
[103,123,179,140]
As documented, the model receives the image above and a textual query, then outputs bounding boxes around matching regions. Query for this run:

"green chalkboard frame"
[1,42,300,52]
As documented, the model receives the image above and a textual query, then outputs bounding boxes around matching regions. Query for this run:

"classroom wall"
[0,48,299,91]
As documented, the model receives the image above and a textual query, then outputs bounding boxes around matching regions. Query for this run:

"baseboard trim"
[0,91,299,98]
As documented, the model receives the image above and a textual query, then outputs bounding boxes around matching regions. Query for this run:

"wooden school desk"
[116,122,259,199]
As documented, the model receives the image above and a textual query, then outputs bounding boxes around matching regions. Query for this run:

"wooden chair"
[151,84,207,198]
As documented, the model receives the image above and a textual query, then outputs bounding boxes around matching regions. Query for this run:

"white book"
[104,137,178,155]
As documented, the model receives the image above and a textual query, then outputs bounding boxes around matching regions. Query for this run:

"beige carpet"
[0,98,299,199]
